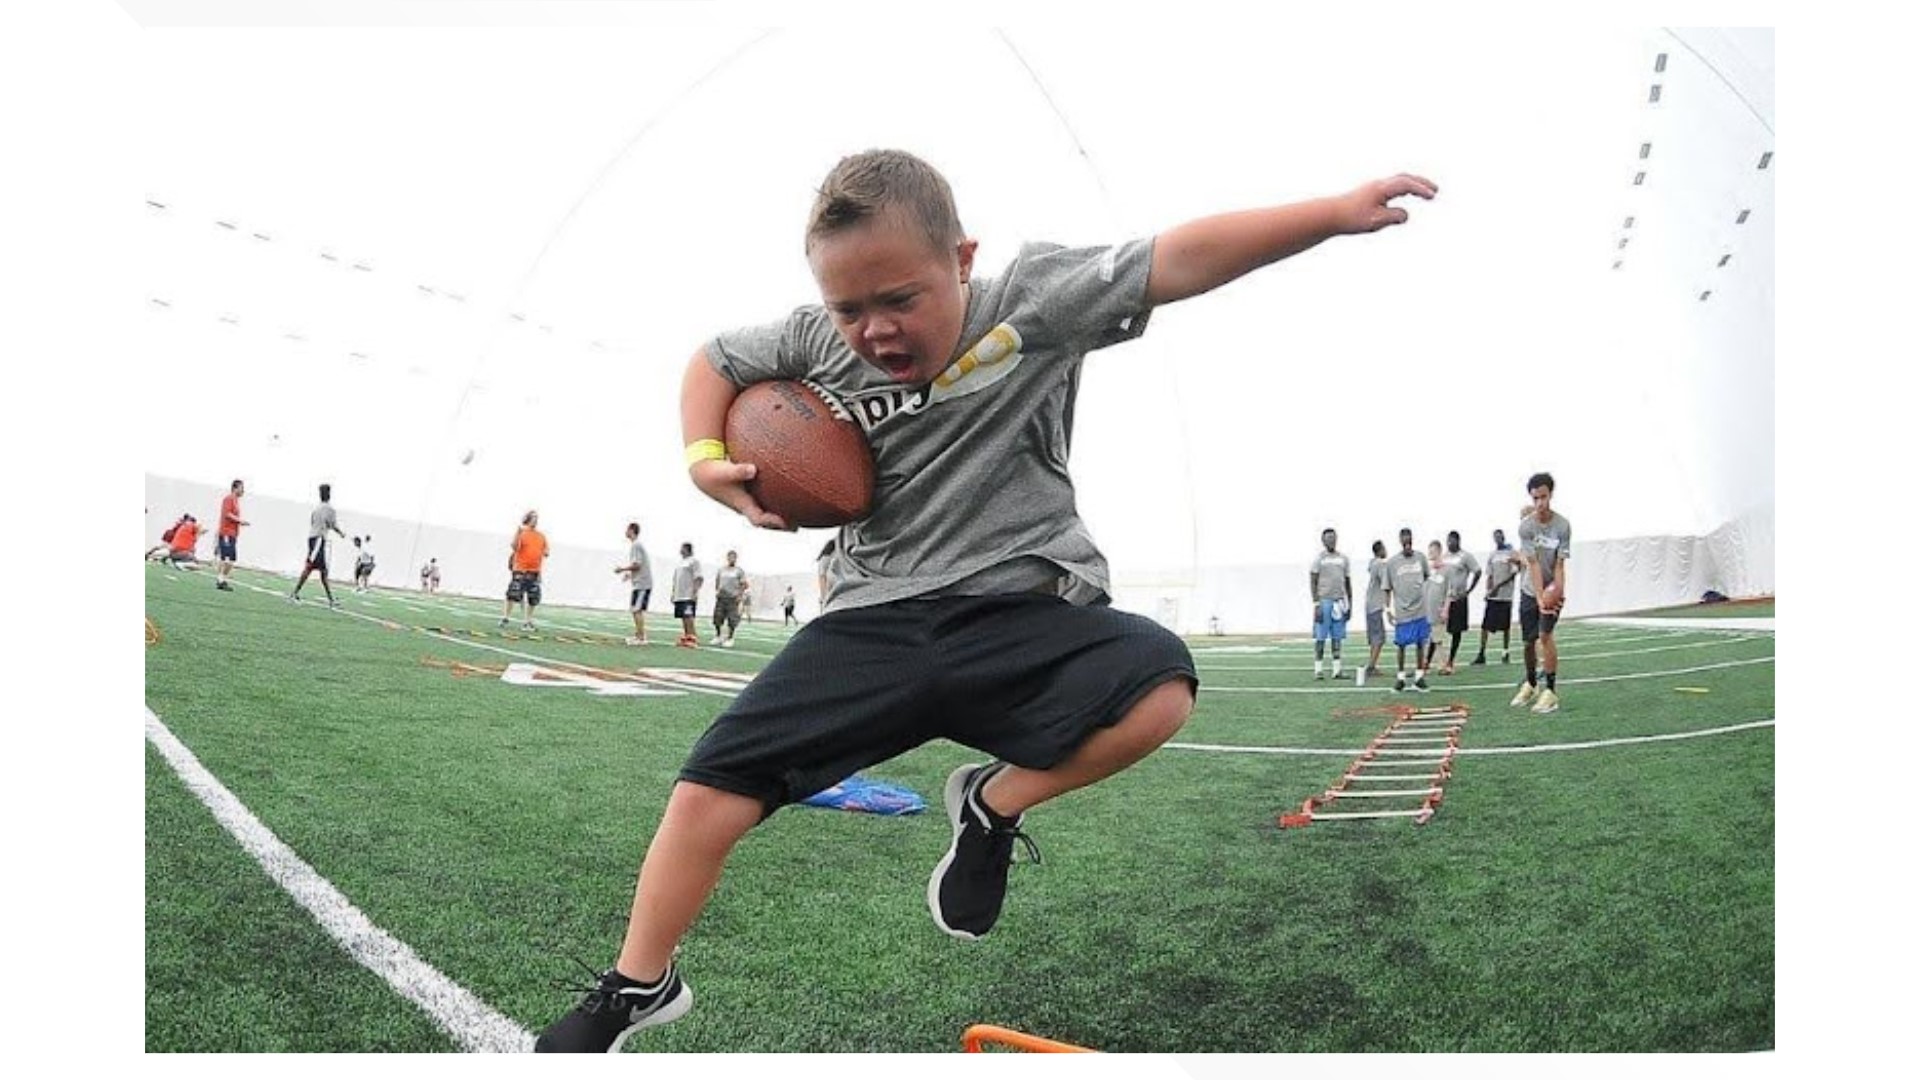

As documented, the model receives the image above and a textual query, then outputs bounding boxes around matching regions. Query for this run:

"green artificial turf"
[145,564,1774,1052]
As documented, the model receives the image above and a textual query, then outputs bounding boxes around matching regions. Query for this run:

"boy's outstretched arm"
[1145,174,1436,305]
[681,349,792,531]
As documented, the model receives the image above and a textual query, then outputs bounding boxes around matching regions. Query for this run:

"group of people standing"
[1307,472,1574,714]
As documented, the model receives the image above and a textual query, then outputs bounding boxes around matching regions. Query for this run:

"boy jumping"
[536,149,1434,1052]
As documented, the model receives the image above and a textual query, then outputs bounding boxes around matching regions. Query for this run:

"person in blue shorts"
[1308,528,1352,680]
[1384,528,1433,692]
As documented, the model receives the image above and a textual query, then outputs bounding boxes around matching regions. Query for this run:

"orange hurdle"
[961,1024,1096,1053]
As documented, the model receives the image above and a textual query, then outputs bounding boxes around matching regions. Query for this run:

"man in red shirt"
[162,515,202,568]
[500,510,550,631]
[215,478,248,592]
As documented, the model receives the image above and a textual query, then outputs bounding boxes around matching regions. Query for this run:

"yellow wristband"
[684,439,727,467]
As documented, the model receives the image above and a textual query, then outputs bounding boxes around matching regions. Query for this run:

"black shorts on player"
[679,593,1198,819]
[1519,594,1559,642]
[1483,598,1512,633]
[507,571,542,606]
[1447,596,1470,635]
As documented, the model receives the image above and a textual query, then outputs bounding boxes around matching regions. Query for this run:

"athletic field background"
[145,565,1773,1052]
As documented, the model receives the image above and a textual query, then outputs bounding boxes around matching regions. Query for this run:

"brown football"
[723,380,874,528]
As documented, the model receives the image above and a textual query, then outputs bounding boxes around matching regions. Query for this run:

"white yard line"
[1586,615,1775,633]
[1165,718,1774,757]
[1199,635,1759,671]
[144,707,533,1053]
[1202,655,1774,694]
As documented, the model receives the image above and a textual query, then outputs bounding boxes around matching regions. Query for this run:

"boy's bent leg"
[929,597,1196,939]
[981,679,1193,816]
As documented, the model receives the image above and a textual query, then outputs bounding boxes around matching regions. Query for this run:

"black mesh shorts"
[1447,597,1470,635]
[1482,599,1512,632]
[1519,594,1558,642]
[506,571,542,605]
[679,593,1198,818]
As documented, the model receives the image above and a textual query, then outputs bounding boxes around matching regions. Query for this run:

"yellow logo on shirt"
[931,323,1024,395]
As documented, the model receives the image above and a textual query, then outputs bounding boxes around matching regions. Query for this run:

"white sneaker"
[721,638,736,649]
[1531,688,1561,715]
[1510,683,1539,708]
[624,635,643,646]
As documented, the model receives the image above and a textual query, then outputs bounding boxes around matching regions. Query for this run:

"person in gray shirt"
[1439,529,1482,675]
[1472,528,1519,666]
[1512,472,1573,715]
[615,522,653,646]
[1308,527,1352,680]
[1362,540,1391,681]
[536,149,1438,1052]
[711,550,747,648]
[289,482,345,608]
[1384,528,1434,693]
[670,543,703,648]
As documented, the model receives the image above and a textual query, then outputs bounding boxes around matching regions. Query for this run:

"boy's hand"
[690,459,794,531]
[1340,174,1438,234]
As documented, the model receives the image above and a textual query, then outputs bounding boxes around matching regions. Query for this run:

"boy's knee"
[1132,677,1195,741]
[668,779,766,824]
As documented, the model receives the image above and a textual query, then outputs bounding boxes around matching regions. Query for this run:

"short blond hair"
[805,149,963,255]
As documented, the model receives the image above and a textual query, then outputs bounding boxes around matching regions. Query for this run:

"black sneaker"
[1414,674,1430,692]
[928,762,1039,940]
[1469,655,1486,666]
[534,964,693,1053]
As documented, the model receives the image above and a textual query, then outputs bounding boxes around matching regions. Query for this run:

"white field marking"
[1187,628,1702,657]
[144,707,534,1053]
[1586,616,1775,633]
[1198,635,1759,671]
[399,592,785,661]
[231,577,751,698]
[1202,655,1773,694]
[1165,717,1774,757]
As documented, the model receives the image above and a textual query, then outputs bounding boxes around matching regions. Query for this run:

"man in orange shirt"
[152,514,203,568]
[501,509,550,631]
[214,478,248,592]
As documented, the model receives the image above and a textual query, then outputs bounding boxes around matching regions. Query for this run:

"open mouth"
[875,353,917,379]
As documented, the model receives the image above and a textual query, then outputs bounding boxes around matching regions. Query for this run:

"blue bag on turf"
[798,774,926,816]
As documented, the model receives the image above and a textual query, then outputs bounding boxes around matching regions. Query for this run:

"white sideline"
[1585,616,1775,633]
[144,707,535,1053]
[1204,654,1774,694]
[1166,718,1775,757]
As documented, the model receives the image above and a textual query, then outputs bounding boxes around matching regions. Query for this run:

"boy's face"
[809,210,977,385]
[1530,484,1554,519]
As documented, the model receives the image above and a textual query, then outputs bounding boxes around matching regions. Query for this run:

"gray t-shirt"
[1310,551,1350,602]
[1485,547,1521,602]
[1516,512,1573,597]
[1424,562,1448,622]
[1445,549,1481,599]
[709,239,1156,614]
[309,503,337,540]
[672,556,702,603]
[1384,550,1432,622]
[628,541,653,591]
[1365,557,1390,614]
[715,564,746,599]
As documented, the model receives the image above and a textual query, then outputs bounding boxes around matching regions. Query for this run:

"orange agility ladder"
[961,1024,1096,1053]
[1279,704,1470,828]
